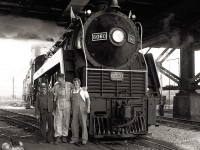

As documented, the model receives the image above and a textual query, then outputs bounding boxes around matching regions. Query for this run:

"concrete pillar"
[179,42,195,92]
[173,38,200,121]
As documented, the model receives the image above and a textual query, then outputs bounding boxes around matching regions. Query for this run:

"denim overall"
[54,82,71,137]
[71,90,88,143]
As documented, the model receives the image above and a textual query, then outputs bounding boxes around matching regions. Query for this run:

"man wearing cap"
[35,82,54,144]
[53,73,73,144]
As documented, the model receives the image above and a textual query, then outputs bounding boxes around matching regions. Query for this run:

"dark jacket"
[35,91,54,116]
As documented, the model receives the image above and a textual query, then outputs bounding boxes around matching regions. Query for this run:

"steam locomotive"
[23,0,161,138]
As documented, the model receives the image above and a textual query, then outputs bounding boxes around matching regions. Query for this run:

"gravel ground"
[148,125,200,150]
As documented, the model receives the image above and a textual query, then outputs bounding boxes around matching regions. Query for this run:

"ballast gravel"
[148,125,200,150]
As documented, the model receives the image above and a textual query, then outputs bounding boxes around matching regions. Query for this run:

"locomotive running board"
[87,68,147,73]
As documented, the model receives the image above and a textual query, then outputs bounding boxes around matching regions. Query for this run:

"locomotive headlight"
[109,28,126,46]
[112,30,125,43]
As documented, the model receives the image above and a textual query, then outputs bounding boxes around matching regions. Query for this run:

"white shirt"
[53,82,72,101]
[72,87,89,102]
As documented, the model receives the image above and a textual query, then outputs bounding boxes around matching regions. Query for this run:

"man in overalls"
[35,83,54,144]
[53,73,72,144]
[70,78,90,145]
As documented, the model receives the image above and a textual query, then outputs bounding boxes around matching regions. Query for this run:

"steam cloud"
[170,30,194,49]
[170,29,181,47]
[162,13,195,48]
[180,34,194,49]
[0,15,64,41]
[162,13,175,31]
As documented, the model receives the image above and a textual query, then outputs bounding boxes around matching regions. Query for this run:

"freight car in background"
[24,0,161,138]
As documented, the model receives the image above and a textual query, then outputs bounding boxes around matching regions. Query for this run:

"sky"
[0,15,64,98]
[0,39,56,98]
[0,39,31,97]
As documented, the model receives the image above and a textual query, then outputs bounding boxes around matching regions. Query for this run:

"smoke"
[162,13,195,48]
[162,13,175,31]
[170,30,194,49]
[0,33,6,38]
[0,15,65,41]
[180,34,194,49]
[170,29,181,47]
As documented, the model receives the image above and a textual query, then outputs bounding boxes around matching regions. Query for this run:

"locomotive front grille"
[87,69,146,97]
[92,116,147,138]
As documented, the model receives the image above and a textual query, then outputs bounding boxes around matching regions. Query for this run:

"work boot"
[62,136,67,143]
[82,141,87,145]
[54,137,60,145]
[39,139,46,144]
[70,140,75,144]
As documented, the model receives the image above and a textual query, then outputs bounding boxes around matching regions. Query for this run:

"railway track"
[0,109,179,149]
[90,138,145,150]
[130,136,179,150]
[90,139,118,150]
[0,109,39,132]
[90,136,178,150]
[0,109,36,122]
[156,116,200,130]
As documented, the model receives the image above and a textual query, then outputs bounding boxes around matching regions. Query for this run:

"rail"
[156,116,200,130]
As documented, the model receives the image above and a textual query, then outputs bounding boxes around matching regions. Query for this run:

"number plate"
[110,72,124,81]
[92,32,107,41]
[128,34,135,44]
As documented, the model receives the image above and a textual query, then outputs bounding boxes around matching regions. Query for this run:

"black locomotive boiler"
[30,0,161,138]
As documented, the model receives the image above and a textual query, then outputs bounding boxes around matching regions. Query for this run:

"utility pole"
[169,60,170,109]
[13,77,14,100]
[166,58,179,109]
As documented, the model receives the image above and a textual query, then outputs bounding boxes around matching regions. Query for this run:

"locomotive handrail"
[87,68,147,72]
[136,22,149,97]
[77,15,88,88]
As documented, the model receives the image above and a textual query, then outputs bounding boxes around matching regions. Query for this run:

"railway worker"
[35,82,54,144]
[70,78,90,145]
[53,73,73,145]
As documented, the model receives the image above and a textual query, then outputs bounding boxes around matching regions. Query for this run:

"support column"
[173,40,200,121]
[179,43,195,92]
